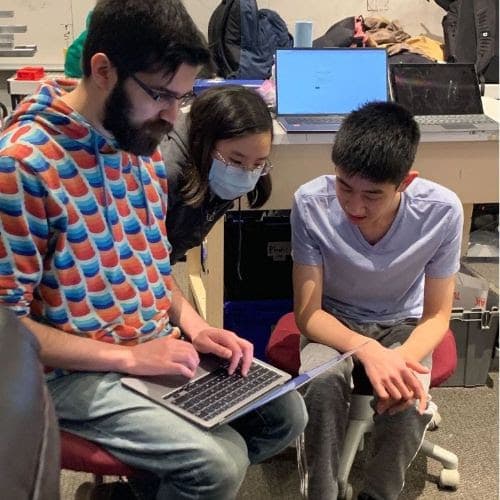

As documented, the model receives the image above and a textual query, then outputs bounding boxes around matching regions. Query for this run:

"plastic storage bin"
[443,307,499,387]
[223,299,293,361]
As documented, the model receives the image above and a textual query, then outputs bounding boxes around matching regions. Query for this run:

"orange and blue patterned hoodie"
[0,81,175,346]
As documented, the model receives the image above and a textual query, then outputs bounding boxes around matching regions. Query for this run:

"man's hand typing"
[124,330,200,378]
[190,328,254,376]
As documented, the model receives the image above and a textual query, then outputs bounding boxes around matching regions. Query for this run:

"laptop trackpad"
[441,123,476,130]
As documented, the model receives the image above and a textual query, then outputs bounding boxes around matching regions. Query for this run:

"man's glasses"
[130,74,195,107]
[215,151,273,176]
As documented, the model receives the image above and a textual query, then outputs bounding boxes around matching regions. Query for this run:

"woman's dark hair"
[331,101,420,185]
[183,85,273,208]
[82,0,211,79]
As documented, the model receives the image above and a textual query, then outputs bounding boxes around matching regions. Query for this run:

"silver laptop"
[122,347,360,429]
[275,48,389,133]
[390,63,498,133]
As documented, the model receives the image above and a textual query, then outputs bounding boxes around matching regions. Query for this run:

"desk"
[187,100,499,328]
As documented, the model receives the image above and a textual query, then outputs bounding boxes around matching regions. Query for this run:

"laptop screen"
[275,48,388,116]
[390,63,483,115]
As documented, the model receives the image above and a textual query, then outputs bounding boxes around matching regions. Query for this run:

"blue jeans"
[49,371,307,499]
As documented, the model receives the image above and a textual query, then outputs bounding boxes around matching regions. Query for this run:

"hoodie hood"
[5,80,130,232]
[5,80,119,155]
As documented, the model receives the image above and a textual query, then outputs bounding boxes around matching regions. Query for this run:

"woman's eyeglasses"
[215,151,273,176]
[131,74,195,108]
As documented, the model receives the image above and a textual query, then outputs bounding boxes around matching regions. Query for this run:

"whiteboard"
[0,0,95,71]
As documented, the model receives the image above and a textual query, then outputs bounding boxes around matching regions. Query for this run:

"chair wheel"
[338,483,353,500]
[75,481,96,500]
[439,468,460,490]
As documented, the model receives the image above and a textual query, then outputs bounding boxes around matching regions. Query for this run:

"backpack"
[435,0,498,84]
[208,0,293,79]
[313,16,369,48]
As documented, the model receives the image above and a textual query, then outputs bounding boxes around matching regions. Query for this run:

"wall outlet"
[367,0,389,11]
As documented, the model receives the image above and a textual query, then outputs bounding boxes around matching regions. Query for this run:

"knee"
[258,390,308,446]
[303,362,352,401]
[195,444,249,495]
[280,390,308,439]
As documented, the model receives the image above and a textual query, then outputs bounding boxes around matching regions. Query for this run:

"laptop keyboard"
[289,115,344,125]
[416,114,492,125]
[163,361,282,421]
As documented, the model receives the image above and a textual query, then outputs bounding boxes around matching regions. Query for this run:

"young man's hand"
[191,328,254,376]
[355,341,429,415]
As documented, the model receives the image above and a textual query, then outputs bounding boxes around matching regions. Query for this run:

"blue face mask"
[208,158,261,200]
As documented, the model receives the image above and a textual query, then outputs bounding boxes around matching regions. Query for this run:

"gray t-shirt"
[291,175,463,324]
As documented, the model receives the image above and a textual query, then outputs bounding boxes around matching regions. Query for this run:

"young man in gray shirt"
[291,101,463,500]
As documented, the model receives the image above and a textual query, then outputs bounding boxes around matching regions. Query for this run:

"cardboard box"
[453,271,489,310]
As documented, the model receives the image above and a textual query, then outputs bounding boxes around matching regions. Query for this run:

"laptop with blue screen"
[275,48,388,133]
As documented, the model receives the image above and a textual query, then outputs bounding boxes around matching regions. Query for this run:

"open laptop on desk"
[275,48,388,133]
[122,346,362,429]
[390,63,498,133]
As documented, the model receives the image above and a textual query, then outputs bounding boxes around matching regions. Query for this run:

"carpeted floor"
[239,374,499,500]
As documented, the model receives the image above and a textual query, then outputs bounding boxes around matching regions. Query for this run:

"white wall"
[0,1,447,111]
[184,0,446,42]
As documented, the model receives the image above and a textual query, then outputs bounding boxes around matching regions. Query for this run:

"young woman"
[162,85,273,264]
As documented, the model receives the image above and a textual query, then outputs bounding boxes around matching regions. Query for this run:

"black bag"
[436,0,498,84]
[208,0,293,79]
[224,211,293,301]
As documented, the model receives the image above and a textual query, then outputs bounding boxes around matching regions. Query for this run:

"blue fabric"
[291,175,463,324]
[208,158,260,200]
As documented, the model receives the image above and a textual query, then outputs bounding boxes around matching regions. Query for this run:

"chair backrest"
[430,328,457,387]
[0,307,60,499]
[266,312,458,388]
[265,312,300,375]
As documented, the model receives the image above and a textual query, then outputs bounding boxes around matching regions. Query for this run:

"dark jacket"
[162,113,234,265]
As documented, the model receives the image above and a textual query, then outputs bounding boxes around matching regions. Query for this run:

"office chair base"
[338,395,374,500]
[438,468,460,490]
[420,439,460,490]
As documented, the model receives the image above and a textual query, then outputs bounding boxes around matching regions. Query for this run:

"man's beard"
[102,79,173,156]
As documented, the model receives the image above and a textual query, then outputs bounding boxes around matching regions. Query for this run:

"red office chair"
[266,313,460,500]
[61,430,144,499]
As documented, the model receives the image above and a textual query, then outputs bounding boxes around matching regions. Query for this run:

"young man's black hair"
[82,0,211,79]
[331,101,421,185]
